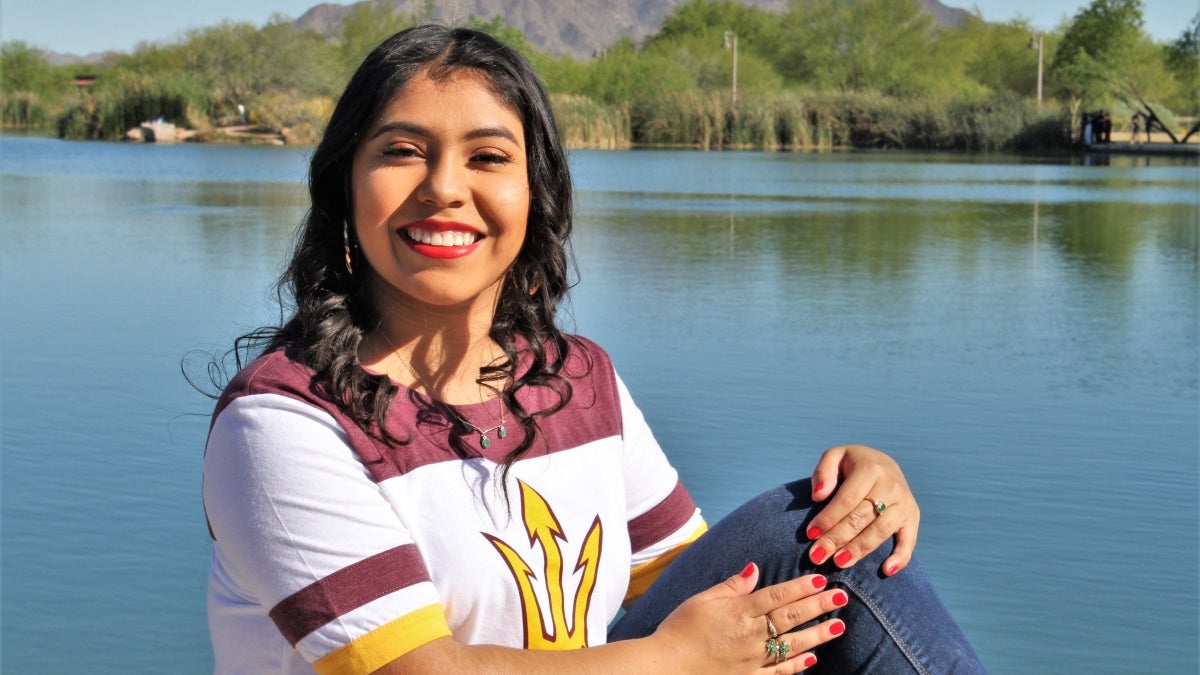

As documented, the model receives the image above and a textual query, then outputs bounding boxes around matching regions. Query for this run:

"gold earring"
[343,221,354,276]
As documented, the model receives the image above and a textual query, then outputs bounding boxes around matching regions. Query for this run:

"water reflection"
[1,139,1195,673]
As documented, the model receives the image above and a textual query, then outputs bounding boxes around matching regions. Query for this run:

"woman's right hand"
[651,562,846,674]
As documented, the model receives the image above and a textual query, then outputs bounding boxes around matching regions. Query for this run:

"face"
[351,68,530,311]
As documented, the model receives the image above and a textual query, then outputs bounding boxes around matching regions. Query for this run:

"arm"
[802,445,921,576]
[377,563,846,675]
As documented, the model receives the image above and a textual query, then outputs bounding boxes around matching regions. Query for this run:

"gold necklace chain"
[374,327,508,449]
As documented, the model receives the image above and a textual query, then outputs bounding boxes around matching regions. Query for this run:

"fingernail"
[834,550,853,566]
[739,562,755,579]
[806,525,822,540]
[832,590,848,607]
[886,562,899,576]
[812,574,827,589]
[803,655,818,668]
[813,481,824,493]
[810,546,827,563]
[829,620,846,636]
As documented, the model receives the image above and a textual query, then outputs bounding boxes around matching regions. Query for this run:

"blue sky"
[1,0,1193,56]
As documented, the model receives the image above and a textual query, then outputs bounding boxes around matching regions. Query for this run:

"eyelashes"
[378,145,514,166]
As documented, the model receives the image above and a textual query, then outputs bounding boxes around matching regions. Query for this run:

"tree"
[339,3,416,70]
[0,41,64,96]
[940,16,1049,100]
[780,0,942,96]
[1165,12,1199,124]
[1047,0,1179,137]
[581,37,695,106]
[180,17,338,114]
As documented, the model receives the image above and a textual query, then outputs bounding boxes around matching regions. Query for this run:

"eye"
[471,150,513,165]
[380,144,420,159]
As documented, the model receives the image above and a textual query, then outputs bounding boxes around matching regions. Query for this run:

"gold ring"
[765,616,778,639]
[865,498,886,515]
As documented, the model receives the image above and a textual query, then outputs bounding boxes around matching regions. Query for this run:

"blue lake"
[1,135,1196,673]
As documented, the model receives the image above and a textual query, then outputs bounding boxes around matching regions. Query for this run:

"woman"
[203,25,984,674]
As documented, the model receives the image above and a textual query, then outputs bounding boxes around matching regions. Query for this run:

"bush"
[1,92,49,128]
[244,92,334,145]
[56,73,212,140]
[550,94,630,149]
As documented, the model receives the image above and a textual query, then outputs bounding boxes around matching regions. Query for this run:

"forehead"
[370,68,523,136]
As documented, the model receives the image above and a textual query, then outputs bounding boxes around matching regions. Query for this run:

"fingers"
[742,572,828,619]
[804,445,919,571]
[808,496,898,567]
[808,446,847,503]
[743,575,850,673]
[761,618,845,673]
[764,583,849,634]
[717,561,760,598]
[881,515,919,576]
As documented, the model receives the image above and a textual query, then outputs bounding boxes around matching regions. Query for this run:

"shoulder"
[563,334,615,372]
[213,348,319,423]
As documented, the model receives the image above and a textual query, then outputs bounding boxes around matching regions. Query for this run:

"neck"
[359,279,505,404]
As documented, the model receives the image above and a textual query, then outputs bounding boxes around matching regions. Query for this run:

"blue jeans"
[609,481,986,674]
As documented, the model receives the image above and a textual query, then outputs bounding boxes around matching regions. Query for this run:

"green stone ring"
[765,637,790,663]
[866,498,886,515]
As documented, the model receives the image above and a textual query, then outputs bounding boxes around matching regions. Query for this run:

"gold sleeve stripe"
[313,604,451,675]
[624,521,708,601]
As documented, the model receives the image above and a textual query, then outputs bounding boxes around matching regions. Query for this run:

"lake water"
[1,135,1196,673]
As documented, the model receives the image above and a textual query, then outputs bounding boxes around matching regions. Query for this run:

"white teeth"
[405,227,477,247]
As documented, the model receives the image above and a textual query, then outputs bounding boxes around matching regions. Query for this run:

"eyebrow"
[367,121,520,145]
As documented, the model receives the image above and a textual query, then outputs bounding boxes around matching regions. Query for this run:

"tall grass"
[551,94,630,149]
[56,74,212,140]
[571,90,1071,152]
[1,92,50,129]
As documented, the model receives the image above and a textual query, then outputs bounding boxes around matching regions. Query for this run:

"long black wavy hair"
[237,25,576,464]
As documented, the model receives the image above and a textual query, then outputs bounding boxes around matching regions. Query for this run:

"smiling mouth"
[403,227,479,247]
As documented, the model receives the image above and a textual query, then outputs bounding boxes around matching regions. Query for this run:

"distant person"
[1102,112,1112,143]
[237,103,246,125]
[1131,113,1142,145]
[201,25,984,674]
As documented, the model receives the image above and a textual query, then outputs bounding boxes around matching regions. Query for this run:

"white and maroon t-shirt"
[203,336,706,674]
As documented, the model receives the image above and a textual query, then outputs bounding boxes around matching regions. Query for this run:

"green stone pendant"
[479,434,490,449]
[498,426,507,439]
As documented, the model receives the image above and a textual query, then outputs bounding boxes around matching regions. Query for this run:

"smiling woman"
[200,24,983,675]
[350,70,531,320]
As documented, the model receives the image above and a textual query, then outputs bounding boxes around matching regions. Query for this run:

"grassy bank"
[13,84,1072,153]
[561,91,1072,152]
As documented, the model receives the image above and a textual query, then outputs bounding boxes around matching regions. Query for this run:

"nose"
[417,155,467,209]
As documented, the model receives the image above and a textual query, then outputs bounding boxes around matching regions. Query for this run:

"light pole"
[1028,34,1043,111]
[722,30,738,105]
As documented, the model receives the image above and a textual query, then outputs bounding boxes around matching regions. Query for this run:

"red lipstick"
[399,219,483,260]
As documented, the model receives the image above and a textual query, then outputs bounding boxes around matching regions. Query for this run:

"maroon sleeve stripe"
[628,480,697,554]
[269,544,429,646]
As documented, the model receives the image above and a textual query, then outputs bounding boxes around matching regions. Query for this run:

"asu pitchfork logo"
[484,480,603,649]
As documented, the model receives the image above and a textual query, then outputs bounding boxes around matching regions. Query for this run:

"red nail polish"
[803,655,818,668]
[806,525,822,540]
[829,620,846,636]
[834,550,853,566]
[812,574,827,589]
[886,563,899,576]
[740,562,755,579]
[813,481,825,492]
[811,546,827,563]
[832,590,848,607]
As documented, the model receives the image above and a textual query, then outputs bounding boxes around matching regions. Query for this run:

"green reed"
[56,74,212,141]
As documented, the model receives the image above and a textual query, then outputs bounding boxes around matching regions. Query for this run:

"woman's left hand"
[803,445,919,577]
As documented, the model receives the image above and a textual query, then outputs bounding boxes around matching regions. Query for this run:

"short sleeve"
[204,393,450,674]
[612,372,707,599]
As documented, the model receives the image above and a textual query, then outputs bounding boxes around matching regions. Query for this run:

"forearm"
[375,634,680,675]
